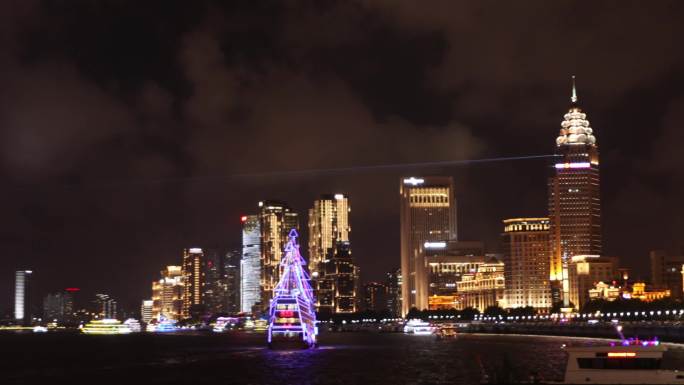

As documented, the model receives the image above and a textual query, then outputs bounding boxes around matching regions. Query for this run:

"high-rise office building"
[385,269,401,317]
[649,250,684,301]
[181,248,204,319]
[502,218,552,310]
[43,290,75,323]
[151,265,184,321]
[308,194,358,313]
[202,248,241,315]
[363,282,388,313]
[400,176,457,315]
[548,77,601,306]
[222,250,241,314]
[94,293,117,319]
[141,300,153,323]
[259,201,299,311]
[14,270,32,324]
[241,215,261,312]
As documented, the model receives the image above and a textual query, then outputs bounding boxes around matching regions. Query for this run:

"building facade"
[363,282,388,313]
[14,270,32,324]
[548,79,601,306]
[181,248,204,319]
[141,300,154,323]
[43,290,74,323]
[568,255,617,310]
[457,257,505,312]
[241,215,261,313]
[649,250,684,301]
[308,194,358,313]
[400,176,457,315]
[151,265,183,321]
[385,269,401,317]
[259,201,299,311]
[202,249,241,315]
[502,218,552,310]
[94,293,117,319]
[423,241,485,310]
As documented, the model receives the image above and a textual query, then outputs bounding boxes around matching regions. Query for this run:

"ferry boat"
[550,338,684,384]
[403,319,435,335]
[212,317,239,332]
[80,319,132,335]
[148,319,178,333]
[435,323,458,339]
[483,337,684,385]
[123,318,142,332]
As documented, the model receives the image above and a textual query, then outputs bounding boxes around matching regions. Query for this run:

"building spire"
[571,75,578,104]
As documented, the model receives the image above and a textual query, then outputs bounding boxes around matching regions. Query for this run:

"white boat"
[81,319,132,335]
[552,338,684,384]
[403,319,435,335]
[123,318,142,332]
[148,319,178,333]
[495,338,684,385]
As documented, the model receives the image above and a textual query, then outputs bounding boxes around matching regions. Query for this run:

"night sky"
[2,1,684,313]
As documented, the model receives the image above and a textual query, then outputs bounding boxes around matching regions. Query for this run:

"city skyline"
[2,2,684,314]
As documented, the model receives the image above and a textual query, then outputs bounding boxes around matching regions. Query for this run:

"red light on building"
[65,287,80,292]
[241,216,248,222]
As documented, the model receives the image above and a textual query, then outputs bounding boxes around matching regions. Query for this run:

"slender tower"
[548,76,602,307]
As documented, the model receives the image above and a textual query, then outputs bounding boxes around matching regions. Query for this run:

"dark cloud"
[0,0,683,313]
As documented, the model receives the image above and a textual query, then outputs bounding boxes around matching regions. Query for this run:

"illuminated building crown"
[556,76,596,147]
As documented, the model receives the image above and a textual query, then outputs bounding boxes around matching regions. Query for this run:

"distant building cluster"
[397,80,684,315]
[9,79,684,325]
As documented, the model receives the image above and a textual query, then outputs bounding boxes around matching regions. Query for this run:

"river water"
[2,331,683,384]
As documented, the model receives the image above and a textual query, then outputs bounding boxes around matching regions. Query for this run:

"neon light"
[267,229,317,348]
[608,352,636,357]
[65,287,80,292]
[241,216,248,222]
[424,241,446,249]
[555,162,591,169]
[403,177,425,185]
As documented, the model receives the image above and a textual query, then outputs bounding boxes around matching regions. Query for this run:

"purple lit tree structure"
[267,229,318,348]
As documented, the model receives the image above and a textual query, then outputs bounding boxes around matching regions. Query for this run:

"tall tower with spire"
[548,76,602,307]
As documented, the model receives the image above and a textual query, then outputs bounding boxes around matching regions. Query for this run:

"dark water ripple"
[2,331,683,385]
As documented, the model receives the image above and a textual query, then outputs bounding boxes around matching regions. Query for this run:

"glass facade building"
[241,215,261,312]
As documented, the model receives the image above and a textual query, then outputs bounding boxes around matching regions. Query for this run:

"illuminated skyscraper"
[94,293,117,319]
[241,215,261,312]
[308,194,358,313]
[141,300,153,323]
[400,176,457,315]
[502,218,552,310]
[14,270,32,324]
[259,201,299,311]
[548,77,601,305]
[181,248,204,319]
[151,265,183,321]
